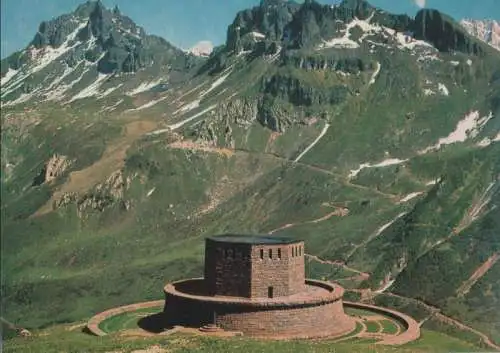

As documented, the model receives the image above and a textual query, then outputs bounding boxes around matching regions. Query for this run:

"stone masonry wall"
[163,289,354,339]
[250,242,305,298]
[215,299,354,339]
[204,240,252,297]
[204,239,305,298]
[288,242,305,295]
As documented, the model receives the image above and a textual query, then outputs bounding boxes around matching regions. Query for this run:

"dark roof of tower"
[206,234,302,245]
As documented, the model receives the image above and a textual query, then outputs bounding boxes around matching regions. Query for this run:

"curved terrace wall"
[163,278,355,339]
[87,300,164,337]
[343,301,421,345]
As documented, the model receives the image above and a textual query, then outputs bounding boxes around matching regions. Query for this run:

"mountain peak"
[0,0,199,104]
[189,41,214,57]
[460,19,500,52]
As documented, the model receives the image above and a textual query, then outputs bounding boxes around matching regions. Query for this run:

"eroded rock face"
[412,10,486,55]
[45,154,72,183]
[460,19,500,52]
[54,170,134,216]
[4,0,195,77]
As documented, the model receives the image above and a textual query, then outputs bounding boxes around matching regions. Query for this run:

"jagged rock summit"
[0,0,201,105]
[220,0,492,58]
[189,41,214,57]
[460,19,500,51]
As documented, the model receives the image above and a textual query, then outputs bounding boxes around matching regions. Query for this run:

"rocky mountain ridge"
[460,19,500,52]
[0,0,202,107]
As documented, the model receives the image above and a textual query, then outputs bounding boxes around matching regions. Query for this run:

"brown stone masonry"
[163,278,355,339]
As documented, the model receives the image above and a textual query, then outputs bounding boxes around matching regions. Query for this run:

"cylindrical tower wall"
[163,279,355,339]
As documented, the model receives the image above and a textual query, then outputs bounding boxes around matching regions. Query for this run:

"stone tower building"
[204,235,305,298]
[163,234,355,339]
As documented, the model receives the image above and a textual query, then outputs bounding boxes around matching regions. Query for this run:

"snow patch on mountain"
[420,111,494,153]
[399,192,424,203]
[317,13,436,57]
[99,83,124,99]
[47,65,92,101]
[250,32,266,41]
[1,20,88,100]
[1,93,32,107]
[438,83,449,96]
[0,68,19,86]
[349,158,408,179]
[318,14,383,50]
[189,41,214,57]
[68,73,109,102]
[199,69,232,99]
[174,100,200,115]
[395,32,435,51]
[369,62,381,85]
[127,79,164,96]
[266,45,282,62]
[169,104,218,130]
[30,21,88,74]
[107,99,124,111]
[130,95,169,111]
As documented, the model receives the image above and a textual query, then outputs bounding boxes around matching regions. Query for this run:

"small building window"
[269,249,273,259]
[278,248,281,259]
[260,249,264,260]
[299,246,302,256]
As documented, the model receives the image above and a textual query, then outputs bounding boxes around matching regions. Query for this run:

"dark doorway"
[268,286,274,298]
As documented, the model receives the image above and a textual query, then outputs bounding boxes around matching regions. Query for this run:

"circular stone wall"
[163,278,356,339]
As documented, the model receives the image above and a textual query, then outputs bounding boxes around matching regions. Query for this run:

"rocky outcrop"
[412,9,487,55]
[54,170,133,216]
[460,19,500,52]
[224,0,412,53]
[225,0,300,53]
[3,1,197,76]
[282,52,369,73]
[192,98,258,145]
[262,74,350,107]
[189,41,214,57]
[44,154,72,183]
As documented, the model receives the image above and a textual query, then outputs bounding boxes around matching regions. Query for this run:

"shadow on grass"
[138,313,172,334]
[82,326,98,336]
